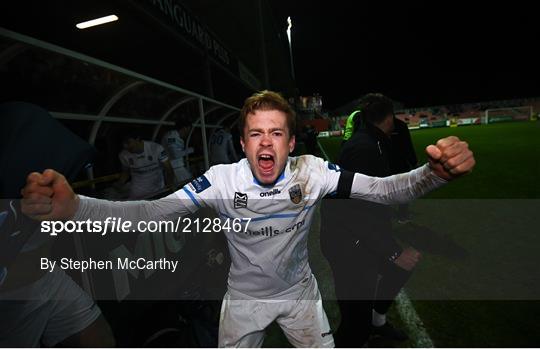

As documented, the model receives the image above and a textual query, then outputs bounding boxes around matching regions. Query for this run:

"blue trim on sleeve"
[182,187,201,208]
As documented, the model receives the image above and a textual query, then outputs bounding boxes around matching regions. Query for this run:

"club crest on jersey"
[288,184,302,204]
[234,192,248,209]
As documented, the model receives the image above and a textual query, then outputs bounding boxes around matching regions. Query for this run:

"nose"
[260,133,272,147]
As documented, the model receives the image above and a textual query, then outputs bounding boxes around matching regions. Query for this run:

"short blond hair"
[239,90,296,138]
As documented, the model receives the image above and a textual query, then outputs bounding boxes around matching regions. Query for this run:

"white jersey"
[119,141,168,199]
[208,129,237,165]
[178,156,342,298]
[161,130,193,169]
[75,155,446,299]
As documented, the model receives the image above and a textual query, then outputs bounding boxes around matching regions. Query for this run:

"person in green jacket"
[342,109,362,142]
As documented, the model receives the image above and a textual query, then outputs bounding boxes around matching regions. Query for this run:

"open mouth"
[258,154,275,173]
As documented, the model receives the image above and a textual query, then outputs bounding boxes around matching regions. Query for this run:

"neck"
[372,122,388,136]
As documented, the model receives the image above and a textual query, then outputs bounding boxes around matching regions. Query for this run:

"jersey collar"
[250,157,290,188]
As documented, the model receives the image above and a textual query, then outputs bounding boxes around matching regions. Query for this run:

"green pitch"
[318,121,540,198]
[306,121,540,347]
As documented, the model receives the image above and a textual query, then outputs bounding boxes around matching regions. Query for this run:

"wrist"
[388,250,401,263]
[426,162,450,182]
[68,194,81,220]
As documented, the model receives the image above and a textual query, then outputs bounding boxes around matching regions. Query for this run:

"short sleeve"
[316,157,343,198]
[118,152,129,169]
[156,144,169,162]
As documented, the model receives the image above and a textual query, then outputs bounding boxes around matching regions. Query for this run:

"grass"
[314,121,540,347]
[318,122,540,199]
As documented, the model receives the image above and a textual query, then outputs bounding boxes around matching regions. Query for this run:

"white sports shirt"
[76,155,446,299]
[161,130,193,169]
[208,129,237,165]
[119,141,168,199]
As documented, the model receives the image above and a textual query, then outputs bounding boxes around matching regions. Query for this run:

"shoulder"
[146,141,164,151]
[163,130,179,140]
[394,117,408,128]
[290,155,332,172]
[344,132,377,151]
[202,160,247,191]
[339,133,379,163]
[208,159,245,175]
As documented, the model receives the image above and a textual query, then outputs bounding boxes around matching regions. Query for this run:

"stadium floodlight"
[286,16,295,80]
[76,15,118,29]
[286,16,292,44]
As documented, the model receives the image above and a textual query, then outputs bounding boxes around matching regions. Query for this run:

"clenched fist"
[394,247,421,271]
[426,136,475,180]
[21,169,79,221]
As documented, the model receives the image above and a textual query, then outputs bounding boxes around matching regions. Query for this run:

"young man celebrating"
[21,90,475,347]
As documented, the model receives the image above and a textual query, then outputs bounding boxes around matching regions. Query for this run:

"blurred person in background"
[161,117,194,185]
[0,102,114,347]
[208,125,239,165]
[117,134,174,199]
[322,93,420,346]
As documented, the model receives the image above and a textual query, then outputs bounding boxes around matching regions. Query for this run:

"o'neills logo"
[288,184,302,204]
[260,189,281,197]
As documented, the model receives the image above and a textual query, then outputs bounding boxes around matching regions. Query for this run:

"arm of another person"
[154,144,175,188]
[115,153,130,188]
[162,159,175,188]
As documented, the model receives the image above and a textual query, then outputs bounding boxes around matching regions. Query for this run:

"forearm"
[72,192,188,224]
[116,172,129,185]
[163,163,175,186]
[179,147,194,157]
[350,163,447,204]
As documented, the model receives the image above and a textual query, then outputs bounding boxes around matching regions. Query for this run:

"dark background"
[1,1,539,109]
[269,1,540,108]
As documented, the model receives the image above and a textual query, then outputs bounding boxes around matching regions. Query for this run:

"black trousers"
[323,241,412,347]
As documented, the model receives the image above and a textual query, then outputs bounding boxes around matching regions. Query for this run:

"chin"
[257,175,277,185]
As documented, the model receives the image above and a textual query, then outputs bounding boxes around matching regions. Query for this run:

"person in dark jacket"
[391,117,418,222]
[0,102,115,347]
[321,93,420,347]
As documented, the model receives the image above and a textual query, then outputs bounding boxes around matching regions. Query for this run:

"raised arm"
[21,169,198,224]
[349,163,446,204]
[326,136,475,204]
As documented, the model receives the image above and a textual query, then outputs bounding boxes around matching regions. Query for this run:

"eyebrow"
[248,127,285,133]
